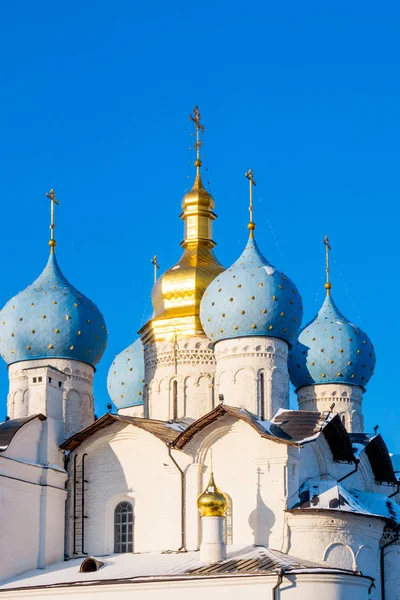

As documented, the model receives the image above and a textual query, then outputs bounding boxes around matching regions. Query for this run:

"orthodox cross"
[151,254,160,283]
[323,235,332,295]
[46,189,59,253]
[189,105,205,173]
[245,170,257,237]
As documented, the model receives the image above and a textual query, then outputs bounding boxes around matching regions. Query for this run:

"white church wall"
[0,442,67,582]
[178,415,291,551]
[65,422,182,558]
[382,542,400,600]
[214,337,289,419]
[117,405,144,418]
[287,511,383,596]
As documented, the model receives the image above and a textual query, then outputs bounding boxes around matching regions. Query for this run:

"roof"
[0,252,107,368]
[200,235,303,346]
[0,545,369,591]
[349,433,397,484]
[173,406,354,462]
[0,414,46,452]
[289,476,400,525]
[61,413,184,451]
[172,404,296,450]
[288,294,375,390]
[273,410,355,463]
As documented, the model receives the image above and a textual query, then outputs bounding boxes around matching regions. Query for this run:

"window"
[223,495,233,545]
[341,413,347,428]
[58,381,62,388]
[114,502,133,553]
[172,380,178,419]
[48,377,52,383]
[33,377,37,383]
[38,377,42,383]
[259,372,265,420]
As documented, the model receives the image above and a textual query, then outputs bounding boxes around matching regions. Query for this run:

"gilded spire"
[46,189,59,254]
[323,235,332,296]
[245,169,257,238]
[189,105,205,176]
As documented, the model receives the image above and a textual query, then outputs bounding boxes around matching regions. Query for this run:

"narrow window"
[114,502,133,553]
[223,496,233,545]
[172,380,178,419]
[259,372,265,420]
[58,381,62,388]
[48,377,52,383]
[38,377,42,383]
[33,377,37,383]
[341,413,347,428]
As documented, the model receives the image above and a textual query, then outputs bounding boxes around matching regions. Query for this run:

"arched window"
[114,502,133,553]
[223,495,233,545]
[341,413,347,428]
[259,372,265,420]
[172,380,178,419]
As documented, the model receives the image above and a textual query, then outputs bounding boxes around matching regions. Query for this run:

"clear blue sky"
[0,2,399,450]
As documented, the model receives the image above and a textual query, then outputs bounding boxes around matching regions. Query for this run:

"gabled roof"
[349,433,397,485]
[172,405,354,462]
[0,414,46,452]
[60,414,184,451]
[172,404,296,450]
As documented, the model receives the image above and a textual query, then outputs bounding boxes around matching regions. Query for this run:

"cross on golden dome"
[190,105,205,174]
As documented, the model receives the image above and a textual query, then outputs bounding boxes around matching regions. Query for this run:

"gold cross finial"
[323,235,332,296]
[189,105,205,175]
[245,170,257,238]
[151,254,160,283]
[46,189,59,254]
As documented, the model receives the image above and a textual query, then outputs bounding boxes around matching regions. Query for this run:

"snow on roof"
[351,490,400,524]
[0,545,366,591]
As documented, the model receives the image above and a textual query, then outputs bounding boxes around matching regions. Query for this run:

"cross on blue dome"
[200,235,303,345]
[288,294,376,390]
[107,339,145,409]
[0,252,107,367]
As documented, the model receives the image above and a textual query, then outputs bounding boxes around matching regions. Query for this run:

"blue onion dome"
[107,339,144,409]
[200,235,303,345]
[288,294,376,390]
[0,252,107,367]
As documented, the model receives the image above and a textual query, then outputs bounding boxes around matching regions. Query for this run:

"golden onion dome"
[138,106,225,345]
[139,171,224,344]
[197,471,229,518]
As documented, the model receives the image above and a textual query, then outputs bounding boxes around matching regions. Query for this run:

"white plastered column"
[297,384,364,432]
[200,516,226,563]
[214,336,289,419]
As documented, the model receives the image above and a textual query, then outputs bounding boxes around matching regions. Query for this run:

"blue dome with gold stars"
[107,339,144,409]
[200,236,303,345]
[288,294,376,390]
[0,252,107,367]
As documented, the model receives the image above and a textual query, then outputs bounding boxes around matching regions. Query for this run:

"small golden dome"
[197,471,229,517]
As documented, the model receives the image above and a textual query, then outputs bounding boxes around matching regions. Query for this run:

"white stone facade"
[297,383,364,432]
[144,336,216,421]
[214,336,289,419]
[7,358,95,439]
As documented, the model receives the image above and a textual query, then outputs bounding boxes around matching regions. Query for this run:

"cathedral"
[0,107,398,600]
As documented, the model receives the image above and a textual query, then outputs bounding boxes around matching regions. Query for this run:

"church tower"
[139,107,225,421]
[200,171,303,419]
[288,237,376,432]
[0,190,108,441]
